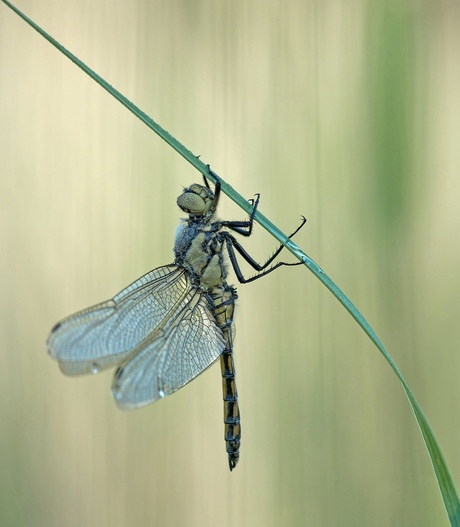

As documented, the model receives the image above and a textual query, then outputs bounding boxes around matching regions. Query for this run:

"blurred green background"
[1,0,460,525]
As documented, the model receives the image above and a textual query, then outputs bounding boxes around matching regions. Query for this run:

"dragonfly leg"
[207,165,261,237]
[205,166,222,213]
[226,238,303,284]
[227,217,306,271]
[219,193,260,237]
[222,215,306,284]
[220,193,260,237]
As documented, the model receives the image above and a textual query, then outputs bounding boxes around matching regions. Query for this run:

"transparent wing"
[47,265,190,375]
[111,288,227,410]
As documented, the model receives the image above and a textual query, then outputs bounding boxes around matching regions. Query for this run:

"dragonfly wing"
[47,265,188,375]
[111,289,226,410]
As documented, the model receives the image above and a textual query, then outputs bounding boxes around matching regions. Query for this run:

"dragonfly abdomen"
[210,285,241,471]
[220,348,240,471]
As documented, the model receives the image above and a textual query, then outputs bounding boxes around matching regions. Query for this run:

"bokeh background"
[1,0,460,525]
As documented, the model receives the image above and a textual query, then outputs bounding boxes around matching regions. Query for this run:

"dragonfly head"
[177,184,215,217]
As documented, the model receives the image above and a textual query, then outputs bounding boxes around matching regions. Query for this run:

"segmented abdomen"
[210,285,240,471]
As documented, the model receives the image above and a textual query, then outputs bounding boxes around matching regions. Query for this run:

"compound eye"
[177,192,206,214]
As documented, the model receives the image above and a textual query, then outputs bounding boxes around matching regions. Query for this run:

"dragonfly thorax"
[174,220,228,291]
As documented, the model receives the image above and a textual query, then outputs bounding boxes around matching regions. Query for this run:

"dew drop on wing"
[112,367,123,399]
[91,362,100,374]
[51,322,61,333]
[159,390,165,398]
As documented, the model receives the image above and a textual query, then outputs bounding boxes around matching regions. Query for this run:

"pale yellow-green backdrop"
[1,1,459,526]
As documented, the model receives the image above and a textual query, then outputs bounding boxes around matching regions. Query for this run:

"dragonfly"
[47,166,305,470]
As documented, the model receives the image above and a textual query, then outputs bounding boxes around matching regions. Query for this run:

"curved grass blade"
[2,0,459,523]
[291,248,460,527]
